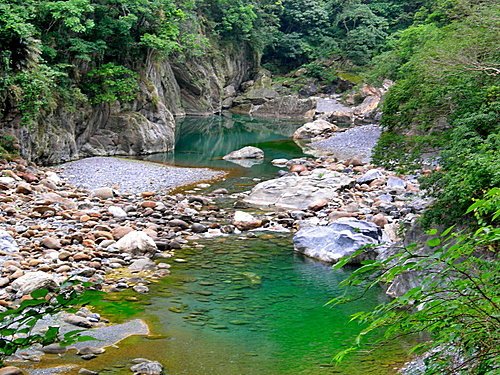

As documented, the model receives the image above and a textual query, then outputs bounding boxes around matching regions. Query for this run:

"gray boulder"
[223,146,264,160]
[357,169,384,184]
[292,119,339,140]
[11,271,59,296]
[0,231,19,253]
[386,176,406,190]
[128,258,157,272]
[244,169,353,211]
[293,219,382,263]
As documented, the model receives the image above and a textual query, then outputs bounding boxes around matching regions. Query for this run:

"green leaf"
[31,288,49,299]
[426,238,441,247]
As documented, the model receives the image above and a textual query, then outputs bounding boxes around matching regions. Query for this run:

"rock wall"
[5,43,258,165]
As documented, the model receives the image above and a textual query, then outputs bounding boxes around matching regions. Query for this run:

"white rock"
[0,177,16,186]
[233,211,262,230]
[386,176,406,190]
[108,206,128,218]
[0,231,19,253]
[113,231,157,256]
[357,169,384,184]
[293,119,339,140]
[11,271,59,295]
[223,146,264,160]
[45,171,62,185]
[271,158,289,167]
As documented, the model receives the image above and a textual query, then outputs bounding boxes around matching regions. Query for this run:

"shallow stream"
[33,115,410,374]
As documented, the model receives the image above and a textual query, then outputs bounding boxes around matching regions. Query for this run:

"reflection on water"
[144,115,306,185]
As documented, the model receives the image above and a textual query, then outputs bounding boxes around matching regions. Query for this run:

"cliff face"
[9,43,257,165]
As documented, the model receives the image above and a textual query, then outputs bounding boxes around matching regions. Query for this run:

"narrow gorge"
[0,1,498,375]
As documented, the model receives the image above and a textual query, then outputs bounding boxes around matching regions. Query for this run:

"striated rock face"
[7,44,257,165]
[233,95,316,120]
[171,44,257,115]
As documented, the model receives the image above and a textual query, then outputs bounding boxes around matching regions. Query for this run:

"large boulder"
[293,119,339,140]
[293,219,383,263]
[243,169,353,211]
[113,231,157,256]
[223,146,264,160]
[11,271,59,296]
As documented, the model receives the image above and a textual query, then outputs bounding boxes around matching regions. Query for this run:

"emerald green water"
[35,116,410,374]
[143,115,306,192]
[82,236,408,375]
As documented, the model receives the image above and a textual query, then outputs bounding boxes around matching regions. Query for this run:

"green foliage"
[331,189,500,374]
[263,0,426,70]
[0,133,18,158]
[302,62,337,82]
[83,63,139,104]
[370,0,499,224]
[0,281,102,364]
[372,131,448,173]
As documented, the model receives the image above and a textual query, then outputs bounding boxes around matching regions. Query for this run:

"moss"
[337,71,363,85]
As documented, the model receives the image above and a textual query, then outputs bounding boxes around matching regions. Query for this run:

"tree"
[330,188,500,374]
[0,281,101,364]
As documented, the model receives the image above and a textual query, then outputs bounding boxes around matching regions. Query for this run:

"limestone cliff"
[7,43,257,165]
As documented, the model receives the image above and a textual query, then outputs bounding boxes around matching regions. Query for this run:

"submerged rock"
[130,360,163,375]
[293,219,382,263]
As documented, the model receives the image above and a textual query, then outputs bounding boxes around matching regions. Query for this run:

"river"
[32,115,411,374]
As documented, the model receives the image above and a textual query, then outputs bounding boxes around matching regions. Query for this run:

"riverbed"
[24,114,411,374]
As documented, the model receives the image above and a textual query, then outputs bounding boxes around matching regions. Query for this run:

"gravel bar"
[58,157,224,194]
[309,124,381,162]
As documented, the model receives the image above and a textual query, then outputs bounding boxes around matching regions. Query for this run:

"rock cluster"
[238,155,429,264]
[0,157,237,308]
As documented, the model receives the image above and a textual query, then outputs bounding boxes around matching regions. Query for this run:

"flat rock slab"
[59,157,223,194]
[243,169,354,210]
[34,315,149,350]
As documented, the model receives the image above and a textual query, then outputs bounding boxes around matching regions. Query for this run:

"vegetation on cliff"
[333,1,499,372]
[369,0,499,226]
[0,0,280,128]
